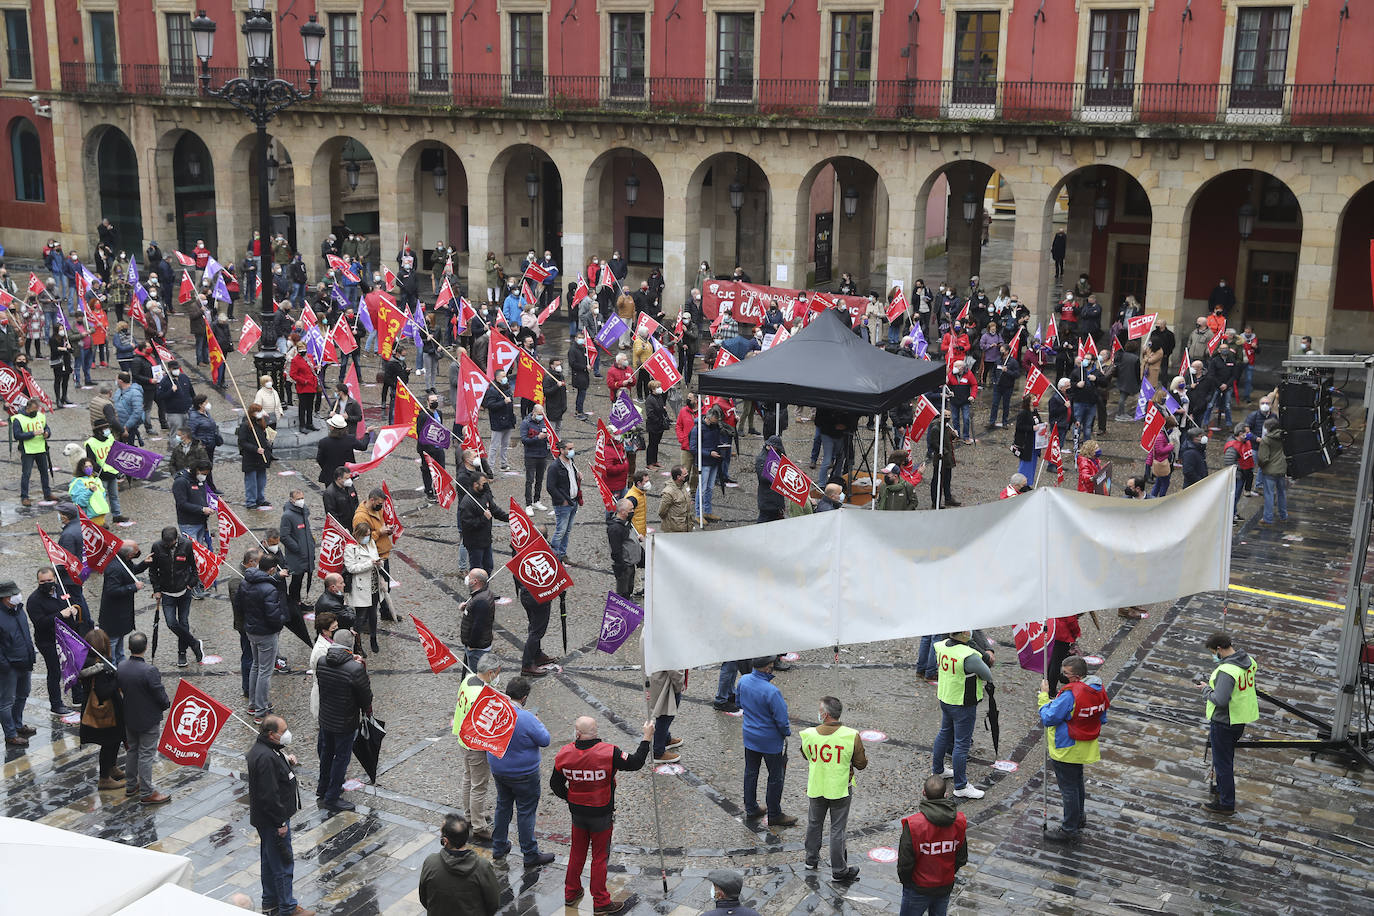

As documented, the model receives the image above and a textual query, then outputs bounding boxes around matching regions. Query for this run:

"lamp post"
[1237,202,1256,242]
[190,3,324,344]
[730,157,745,271]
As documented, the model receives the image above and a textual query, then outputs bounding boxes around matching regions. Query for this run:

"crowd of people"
[0,222,1279,915]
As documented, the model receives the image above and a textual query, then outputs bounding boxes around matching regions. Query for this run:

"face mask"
[565,449,576,460]
[1260,404,1270,414]
[641,481,652,493]
[1211,653,1222,665]
[277,729,294,747]
[490,675,502,691]
[360,535,370,545]
[43,582,56,594]
[343,479,354,489]
[172,370,181,377]
[575,338,584,346]
[264,381,273,389]
[292,499,305,509]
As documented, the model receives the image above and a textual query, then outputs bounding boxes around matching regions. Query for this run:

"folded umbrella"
[352,714,386,783]
[984,682,1001,756]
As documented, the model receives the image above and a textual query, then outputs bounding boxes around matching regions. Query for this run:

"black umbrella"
[283,603,313,649]
[984,683,1001,756]
[352,714,386,783]
[150,601,161,659]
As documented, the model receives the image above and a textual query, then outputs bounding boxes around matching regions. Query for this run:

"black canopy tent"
[693,309,946,518]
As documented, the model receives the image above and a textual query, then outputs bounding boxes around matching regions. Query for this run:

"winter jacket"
[657,480,693,532]
[896,796,968,893]
[877,478,920,511]
[545,459,583,508]
[155,373,196,413]
[483,380,516,432]
[343,539,385,609]
[1257,428,1287,476]
[246,734,300,831]
[288,353,319,394]
[315,432,368,485]
[737,669,790,754]
[116,655,170,733]
[323,482,360,528]
[187,408,223,451]
[148,535,197,596]
[237,418,274,471]
[543,369,568,421]
[0,600,36,672]
[112,384,144,430]
[170,469,211,528]
[487,704,550,777]
[1180,438,1208,487]
[645,391,670,434]
[418,848,499,916]
[458,488,508,548]
[518,414,551,459]
[460,586,496,650]
[675,405,696,450]
[1037,677,1108,763]
[755,435,786,518]
[568,341,591,389]
[241,567,290,636]
[316,644,372,733]
[98,557,150,641]
[278,502,316,576]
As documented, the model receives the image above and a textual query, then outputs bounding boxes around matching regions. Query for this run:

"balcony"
[55,64,1374,129]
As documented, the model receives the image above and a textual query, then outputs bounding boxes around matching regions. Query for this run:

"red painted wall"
[1334,187,1374,312]
[0,109,61,232]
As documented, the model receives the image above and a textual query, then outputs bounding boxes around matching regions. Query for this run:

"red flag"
[300,302,319,330]
[326,254,359,282]
[1046,428,1065,485]
[544,415,562,457]
[129,297,148,329]
[190,538,221,590]
[506,541,573,603]
[591,469,618,512]
[37,525,84,584]
[375,299,408,360]
[435,278,455,312]
[80,515,123,573]
[157,679,232,766]
[85,297,109,333]
[1206,327,1225,355]
[643,347,683,391]
[21,370,54,412]
[701,395,738,427]
[380,481,405,541]
[344,361,362,406]
[508,499,550,553]
[713,348,739,369]
[1077,334,1098,361]
[594,418,626,469]
[513,351,546,401]
[487,328,520,378]
[583,332,597,368]
[1007,329,1022,361]
[217,501,249,559]
[571,275,591,306]
[328,318,356,355]
[411,614,458,674]
[456,683,519,756]
[393,379,422,437]
[635,312,661,339]
[1139,403,1166,452]
[1024,365,1050,404]
[28,273,44,296]
[237,316,262,355]
[460,413,487,458]
[955,299,970,321]
[178,271,195,305]
[905,396,939,450]
[1126,313,1157,340]
[1111,335,1123,357]
[455,351,491,427]
[172,249,197,267]
[0,287,15,309]
[520,280,538,306]
[154,341,175,365]
[536,296,561,325]
[886,288,909,323]
[205,318,225,378]
[425,454,457,509]
[316,515,356,578]
[1046,316,1058,344]
[769,452,813,506]
[523,261,551,285]
[346,423,411,474]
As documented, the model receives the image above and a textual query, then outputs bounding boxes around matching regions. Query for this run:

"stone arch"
[307,135,380,246]
[792,155,887,293]
[81,123,142,255]
[396,139,469,276]
[912,157,1018,293]
[581,147,666,271]
[684,152,771,285]
[1042,165,1154,315]
[227,132,299,255]
[1329,181,1374,346]
[487,142,565,269]
[152,128,217,254]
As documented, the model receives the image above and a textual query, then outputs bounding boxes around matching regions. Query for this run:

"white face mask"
[196,473,207,483]
[1260,404,1270,413]
[1198,436,1208,446]
[292,499,305,509]
[277,729,293,747]
[343,479,355,489]
[264,381,273,389]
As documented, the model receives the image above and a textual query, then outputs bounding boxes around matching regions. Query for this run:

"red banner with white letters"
[158,679,233,767]
[700,279,867,326]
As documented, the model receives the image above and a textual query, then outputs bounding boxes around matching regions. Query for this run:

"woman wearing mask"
[287,343,320,431]
[113,321,137,372]
[1147,415,1177,498]
[252,374,285,426]
[238,403,275,509]
[78,628,126,791]
[484,252,503,307]
[1012,395,1044,483]
[344,521,385,654]
[979,321,1002,386]
[68,457,110,527]
[695,260,711,292]
[644,380,670,468]
[49,324,75,406]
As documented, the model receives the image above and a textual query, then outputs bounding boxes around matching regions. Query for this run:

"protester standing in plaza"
[487,675,556,868]
[455,653,502,839]
[800,695,866,881]
[545,444,582,560]
[243,552,290,722]
[1199,631,1259,815]
[1037,656,1109,841]
[247,714,313,916]
[897,775,968,916]
[459,570,496,673]
[0,580,37,748]
[738,656,797,826]
[116,631,171,804]
[931,631,993,798]
[315,629,371,812]
[647,668,686,763]
[418,815,499,916]
[28,566,81,715]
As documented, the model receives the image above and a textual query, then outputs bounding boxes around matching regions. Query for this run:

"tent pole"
[775,402,780,438]
[696,406,703,529]
[936,384,948,509]
[871,413,879,509]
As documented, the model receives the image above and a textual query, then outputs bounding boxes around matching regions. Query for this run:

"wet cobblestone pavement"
[2,312,1370,914]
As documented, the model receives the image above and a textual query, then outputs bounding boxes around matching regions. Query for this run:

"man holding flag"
[26,567,82,716]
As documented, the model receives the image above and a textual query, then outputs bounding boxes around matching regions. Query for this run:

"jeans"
[817,433,841,484]
[317,727,356,804]
[565,824,613,907]
[244,468,267,506]
[19,451,53,500]
[524,456,548,505]
[613,562,635,598]
[125,725,160,795]
[37,641,69,709]
[743,747,787,817]
[715,661,738,704]
[165,412,187,435]
[1051,759,1085,834]
[551,504,576,556]
[917,635,943,678]
[463,647,489,678]
[110,636,125,668]
[1233,467,1254,513]
[0,667,31,738]
[247,631,280,713]
[1209,720,1246,808]
[491,770,543,860]
[462,541,495,580]
[1072,401,1096,435]
[103,474,122,519]
[162,593,198,658]
[458,746,492,829]
[900,886,951,916]
[574,385,588,415]
[804,794,852,875]
[239,631,252,696]
[1203,389,1232,430]
[1241,363,1254,400]
[1149,473,1171,498]
[932,701,978,789]
[79,348,94,385]
[810,428,823,464]
[256,824,297,913]
[989,387,1012,426]
[652,708,677,758]
[696,464,719,517]
[179,523,211,550]
[954,403,972,440]
[1261,472,1288,522]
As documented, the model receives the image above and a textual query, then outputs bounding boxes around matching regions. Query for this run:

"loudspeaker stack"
[1278,370,1340,479]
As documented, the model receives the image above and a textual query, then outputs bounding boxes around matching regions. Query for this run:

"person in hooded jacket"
[98,542,150,667]
[1037,656,1109,842]
[896,775,968,916]
[755,435,788,523]
[279,490,316,611]
[1180,428,1209,488]
[419,815,499,916]
[876,461,920,510]
[315,628,371,812]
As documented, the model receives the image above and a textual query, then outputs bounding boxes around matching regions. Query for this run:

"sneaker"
[325,800,357,813]
[804,860,818,870]
[937,767,955,779]
[1202,801,1235,815]
[653,752,680,763]
[51,705,75,716]
[177,654,188,668]
[275,658,292,673]
[952,785,985,799]
[666,735,683,749]
[768,813,798,827]
[194,639,205,663]
[533,501,547,511]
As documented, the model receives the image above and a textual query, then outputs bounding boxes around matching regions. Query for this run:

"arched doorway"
[10,117,44,203]
[797,157,886,293]
[1044,165,1152,317]
[490,144,562,268]
[583,149,664,272]
[87,126,142,254]
[172,132,216,253]
[685,153,770,285]
[335,138,379,241]
[1333,182,1374,348]
[917,160,1014,291]
[236,135,298,255]
[1183,170,1302,341]
[398,141,468,276]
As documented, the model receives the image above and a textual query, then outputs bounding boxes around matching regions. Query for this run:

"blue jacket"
[0,600,36,672]
[737,670,790,754]
[688,421,730,468]
[113,384,143,428]
[241,567,290,636]
[519,415,551,459]
[502,292,524,325]
[187,408,222,450]
[1037,678,1108,752]
[487,705,550,777]
[156,373,196,413]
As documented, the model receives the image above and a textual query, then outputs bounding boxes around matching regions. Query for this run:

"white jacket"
[308,634,332,719]
[343,539,385,609]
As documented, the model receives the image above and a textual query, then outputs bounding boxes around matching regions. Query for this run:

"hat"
[333,629,355,651]
[0,580,19,600]
[475,654,504,674]
[56,502,79,518]
[707,870,743,898]
[881,463,899,474]
[326,414,347,429]
[751,656,776,669]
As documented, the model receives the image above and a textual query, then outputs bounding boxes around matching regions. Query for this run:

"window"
[330,13,359,89]
[952,11,999,105]
[510,13,543,93]
[609,13,645,98]
[1231,6,1290,108]
[11,118,43,202]
[830,13,873,102]
[90,11,118,84]
[417,14,447,92]
[716,13,753,100]
[166,13,194,85]
[627,216,663,265]
[4,10,31,81]
[1086,9,1138,107]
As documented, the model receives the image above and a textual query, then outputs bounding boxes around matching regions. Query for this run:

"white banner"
[642,468,1234,673]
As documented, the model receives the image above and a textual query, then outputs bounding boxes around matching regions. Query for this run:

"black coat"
[461,587,496,649]
[543,370,568,421]
[323,482,360,528]
[317,645,372,732]
[278,503,316,576]
[149,535,197,595]
[98,557,151,640]
[116,656,170,733]
[237,419,273,470]
[459,488,508,547]
[246,734,300,830]
[316,433,368,484]
[172,468,212,527]
[241,568,290,635]
[313,588,351,627]
[568,343,590,389]
[546,459,583,508]
[645,392,670,433]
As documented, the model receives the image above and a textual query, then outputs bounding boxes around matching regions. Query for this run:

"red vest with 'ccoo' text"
[903,810,967,889]
[1064,680,1110,742]
[554,741,616,807]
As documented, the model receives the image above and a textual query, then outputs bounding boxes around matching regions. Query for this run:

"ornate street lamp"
[625,173,640,208]
[265,153,278,186]
[1094,195,1111,232]
[842,184,860,220]
[525,170,540,201]
[1237,202,1256,241]
[190,5,324,344]
[432,160,448,195]
[344,158,360,191]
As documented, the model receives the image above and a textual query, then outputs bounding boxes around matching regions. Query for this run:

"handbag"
[1151,459,1171,477]
[81,682,118,730]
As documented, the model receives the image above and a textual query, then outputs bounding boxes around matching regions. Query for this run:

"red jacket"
[901,808,967,890]
[1064,680,1110,741]
[1052,614,1081,646]
[553,741,616,807]
[193,244,209,269]
[1076,455,1100,493]
[601,450,628,492]
[941,332,969,361]
[675,405,696,450]
[288,353,320,394]
[605,365,632,398]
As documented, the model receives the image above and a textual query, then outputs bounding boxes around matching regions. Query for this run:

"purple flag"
[595,313,630,351]
[54,618,89,696]
[133,281,149,305]
[407,304,425,349]
[106,440,166,479]
[332,283,351,314]
[305,325,328,365]
[762,446,782,484]
[417,411,453,449]
[126,258,139,286]
[1135,377,1156,420]
[204,256,222,283]
[81,264,101,291]
[596,592,644,655]
[607,391,643,433]
[913,322,929,359]
[212,275,231,303]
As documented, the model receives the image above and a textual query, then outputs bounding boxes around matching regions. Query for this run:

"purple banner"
[417,411,453,449]
[595,313,630,351]
[607,391,643,433]
[106,441,166,479]
[54,618,89,695]
[596,592,644,655]
[762,446,781,484]
[1136,377,1181,420]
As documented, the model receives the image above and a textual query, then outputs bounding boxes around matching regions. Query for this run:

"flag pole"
[1041,618,1054,832]
[696,408,703,529]
[871,413,879,510]
[936,385,948,510]
[644,680,670,896]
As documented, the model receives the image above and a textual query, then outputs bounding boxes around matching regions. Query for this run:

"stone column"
[885,172,917,295]
[1143,192,1187,336]
[1291,201,1338,354]
[1010,197,1055,332]
[767,175,803,290]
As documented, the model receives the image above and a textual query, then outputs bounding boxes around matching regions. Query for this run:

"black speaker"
[1280,381,1323,409]
[1286,427,1330,454]
[1288,448,1333,479]
[1279,405,1323,430]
